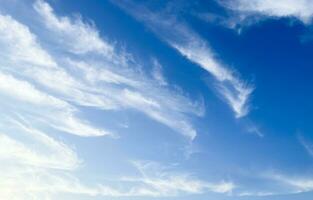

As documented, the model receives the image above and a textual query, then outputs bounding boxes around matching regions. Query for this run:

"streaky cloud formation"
[113,0,254,118]
[0,0,203,140]
[0,116,83,200]
[0,71,109,137]
[236,169,313,197]
[123,161,235,196]
[222,0,313,24]
[266,172,313,194]
[2,0,313,199]
[152,58,168,86]
[0,118,80,170]
[34,0,113,55]
[33,0,204,140]
[298,135,313,158]
[0,14,56,68]
[0,1,213,199]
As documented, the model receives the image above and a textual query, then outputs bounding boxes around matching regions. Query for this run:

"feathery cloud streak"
[0,0,203,139]
[0,0,210,199]
[222,0,313,24]
[113,0,254,118]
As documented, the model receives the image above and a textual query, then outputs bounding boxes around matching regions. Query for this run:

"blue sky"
[1,0,313,199]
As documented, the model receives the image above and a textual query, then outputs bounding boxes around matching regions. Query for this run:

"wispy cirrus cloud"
[113,0,254,118]
[0,118,80,170]
[265,171,313,194]
[220,0,313,25]
[0,115,85,199]
[151,58,168,86]
[0,71,110,137]
[0,1,207,198]
[0,123,234,199]
[122,161,235,196]
[234,170,313,197]
[34,0,203,139]
[0,0,203,140]
[34,0,113,55]
[298,134,313,157]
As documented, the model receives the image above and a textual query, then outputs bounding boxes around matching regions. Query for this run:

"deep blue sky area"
[1,0,313,199]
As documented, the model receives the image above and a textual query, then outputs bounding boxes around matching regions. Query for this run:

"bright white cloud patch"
[0,119,80,170]
[224,0,313,24]
[0,14,56,67]
[0,72,66,108]
[0,116,84,200]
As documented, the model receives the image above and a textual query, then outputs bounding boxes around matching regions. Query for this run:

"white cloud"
[223,0,313,24]
[123,161,235,196]
[0,165,125,200]
[0,71,111,137]
[0,118,134,199]
[0,1,202,139]
[298,135,313,157]
[238,191,274,196]
[33,0,113,55]
[71,59,140,87]
[0,119,80,170]
[0,139,235,199]
[113,0,254,118]
[0,117,85,200]
[165,23,253,118]
[246,123,264,137]
[0,1,212,199]
[152,58,168,86]
[0,14,56,67]
[268,172,313,193]
[234,171,313,197]
[122,89,161,108]
[0,72,67,108]
[61,59,201,140]
[32,1,203,139]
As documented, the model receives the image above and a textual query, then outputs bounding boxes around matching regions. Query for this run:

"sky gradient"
[1,0,313,199]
